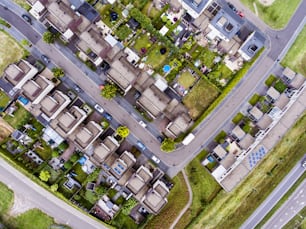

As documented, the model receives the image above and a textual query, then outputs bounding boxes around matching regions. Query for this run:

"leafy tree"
[51,67,65,78]
[39,170,51,182]
[101,83,117,99]
[121,198,138,215]
[115,25,132,41]
[116,126,130,138]
[70,154,79,163]
[95,185,107,196]
[43,31,56,44]
[161,138,175,152]
[52,150,59,158]
[64,161,73,170]
[50,184,58,192]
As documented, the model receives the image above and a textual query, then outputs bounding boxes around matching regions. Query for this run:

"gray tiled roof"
[240,31,265,58]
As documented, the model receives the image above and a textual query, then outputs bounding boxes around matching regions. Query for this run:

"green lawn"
[95,3,123,28]
[274,79,287,93]
[183,79,219,119]
[145,172,189,229]
[72,163,88,184]
[208,64,233,87]
[190,112,306,229]
[0,31,25,75]
[133,33,152,54]
[240,0,302,29]
[191,46,217,69]
[0,182,14,215]
[7,209,70,229]
[282,25,306,76]
[35,140,52,160]
[0,90,10,108]
[3,102,31,129]
[146,45,169,69]
[178,71,196,88]
[176,150,221,229]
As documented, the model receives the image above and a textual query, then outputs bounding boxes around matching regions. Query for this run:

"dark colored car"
[22,14,32,24]
[157,136,164,143]
[41,55,50,64]
[103,112,113,121]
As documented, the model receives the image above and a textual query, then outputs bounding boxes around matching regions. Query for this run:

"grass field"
[0,90,10,108]
[282,25,306,76]
[146,45,168,69]
[283,207,306,229]
[188,112,306,229]
[145,172,189,229]
[0,182,14,215]
[178,71,196,88]
[183,79,219,119]
[240,0,301,29]
[133,33,151,54]
[175,150,221,229]
[0,31,25,75]
[3,102,31,129]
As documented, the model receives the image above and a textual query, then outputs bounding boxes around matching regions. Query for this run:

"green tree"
[51,67,65,78]
[50,184,58,192]
[70,154,79,163]
[43,31,56,44]
[116,126,130,138]
[161,138,175,152]
[101,83,117,99]
[52,150,59,158]
[39,170,51,182]
[64,161,73,170]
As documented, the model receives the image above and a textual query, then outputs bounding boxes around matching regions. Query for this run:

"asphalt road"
[0,157,108,229]
[263,180,306,229]
[241,156,306,229]
[1,1,306,177]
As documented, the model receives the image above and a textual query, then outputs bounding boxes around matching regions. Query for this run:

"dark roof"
[68,0,84,10]
[128,18,140,30]
[240,31,265,58]
[182,0,211,14]
[78,2,100,22]
[210,4,244,40]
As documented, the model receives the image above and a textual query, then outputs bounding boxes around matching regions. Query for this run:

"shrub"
[161,138,176,152]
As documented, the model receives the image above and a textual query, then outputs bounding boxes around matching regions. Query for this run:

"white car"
[302,160,306,168]
[94,104,104,114]
[151,155,160,164]
[139,120,147,128]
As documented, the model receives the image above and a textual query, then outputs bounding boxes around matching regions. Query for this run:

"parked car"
[74,85,83,93]
[137,141,146,151]
[22,14,32,24]
[302,159,306,168]
[138,120,147,128]
[41,55,50,64]
[157,136,164,143]
[151,155,160,164]
[94,104,104,114]
[103,112,113,121]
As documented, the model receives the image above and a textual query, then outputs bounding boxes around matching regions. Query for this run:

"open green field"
[145,172,189,229]
[0,90,10,108]
[282,25,306,76]
[178,71,196,88]
[0,182,14,215]
[240,0,301,29]
[175,151,221,229]
[187,112,306,229]
[183,79,219,119]
[0,31,25,75]
[12,0,31,10]
[3,102,31,129]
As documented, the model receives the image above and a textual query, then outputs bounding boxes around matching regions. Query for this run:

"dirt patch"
[0,118,14,142]
[258,0,275,6]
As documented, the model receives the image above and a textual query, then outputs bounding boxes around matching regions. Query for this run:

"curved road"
[241,156,306,229]
[1,0,306,178]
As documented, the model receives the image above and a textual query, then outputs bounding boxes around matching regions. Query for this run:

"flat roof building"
[257,114,273,130]
[51,105,87,137]
[180,0,214,18]
[266,87,280,103]
[73,121,103,150]
[231,125,246,140]
[3,59,38,89]
[40,90,71,120]
[22,75,54,105]
[274,93,290,110]
[290,73,305,89]
[248,106,263,121]
[109,151,136,180]
[126,166,153,195]
[165,113,193,138]
[239,133,255,149]
[238,31,265,61]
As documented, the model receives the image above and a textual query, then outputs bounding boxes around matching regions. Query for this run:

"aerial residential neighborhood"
[0,0,305,229]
